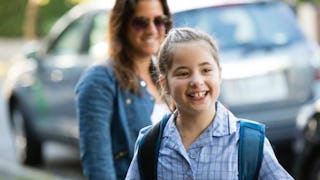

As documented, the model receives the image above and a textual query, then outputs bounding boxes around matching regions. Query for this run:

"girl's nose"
[189,74,204,87]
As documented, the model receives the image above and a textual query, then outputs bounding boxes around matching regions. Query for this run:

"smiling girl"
[125,28,293,180]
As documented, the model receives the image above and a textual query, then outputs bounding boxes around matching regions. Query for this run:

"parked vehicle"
[4,0,112,165]
[294,100,320,180]
[4,0,320,174]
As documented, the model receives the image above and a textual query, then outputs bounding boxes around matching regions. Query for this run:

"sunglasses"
[131,15,170,31]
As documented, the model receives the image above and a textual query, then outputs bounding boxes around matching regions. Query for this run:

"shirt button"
[125,98,132,104]
[140,80,146,87]
[189,153,196,159]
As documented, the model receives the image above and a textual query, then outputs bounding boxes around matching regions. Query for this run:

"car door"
[35,10,108,141]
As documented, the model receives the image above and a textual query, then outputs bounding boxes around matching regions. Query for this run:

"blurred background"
[0,0,320,179]
[0,0,97,179]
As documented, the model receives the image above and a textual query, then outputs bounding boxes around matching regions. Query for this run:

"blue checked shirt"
[126,102,294,180]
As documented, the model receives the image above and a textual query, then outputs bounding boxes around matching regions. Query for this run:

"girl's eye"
[176,71,189,77]
[202,68,212,73]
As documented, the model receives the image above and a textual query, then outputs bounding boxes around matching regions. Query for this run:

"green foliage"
[38,0,75,36]
[0,0,75,37]
[0,0,27,37]
[297,0,320,4]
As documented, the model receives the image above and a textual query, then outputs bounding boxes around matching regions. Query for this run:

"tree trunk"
[23,0,40,40]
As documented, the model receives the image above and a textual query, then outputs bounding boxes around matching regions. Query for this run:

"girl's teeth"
[193,92,206,97]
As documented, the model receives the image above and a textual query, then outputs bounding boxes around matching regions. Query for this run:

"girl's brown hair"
[108,0,172,94]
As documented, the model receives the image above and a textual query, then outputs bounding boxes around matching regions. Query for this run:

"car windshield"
[173,2,305,50]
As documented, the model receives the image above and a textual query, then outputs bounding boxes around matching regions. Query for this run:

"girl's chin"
[189,101,216,111]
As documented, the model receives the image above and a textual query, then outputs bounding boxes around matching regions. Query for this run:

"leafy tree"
[0,0,83,37]
[0,0,26,36]
[24,0,84,39]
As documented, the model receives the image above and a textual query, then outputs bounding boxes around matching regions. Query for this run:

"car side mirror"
[23,40,42,60]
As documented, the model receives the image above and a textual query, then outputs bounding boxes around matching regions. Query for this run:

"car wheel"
[309,156,320,180]
[10,104,43,166]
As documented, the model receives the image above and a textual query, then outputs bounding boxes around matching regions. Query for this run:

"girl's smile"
[187,90,209,100]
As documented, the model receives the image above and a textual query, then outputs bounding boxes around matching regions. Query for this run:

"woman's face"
[127,0,167,58]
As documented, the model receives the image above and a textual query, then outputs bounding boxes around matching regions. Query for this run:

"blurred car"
[4,0,112,165]
[294,100,320,180]
[3,0,320,173]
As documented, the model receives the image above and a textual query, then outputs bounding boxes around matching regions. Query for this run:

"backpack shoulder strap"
[137,114,171,180]
[238,119,265,180]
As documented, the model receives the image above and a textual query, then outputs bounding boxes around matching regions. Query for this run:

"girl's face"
[127,0,167,58]
[163,40,221,115]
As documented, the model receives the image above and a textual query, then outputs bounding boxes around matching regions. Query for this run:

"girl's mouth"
[188,91,209,99]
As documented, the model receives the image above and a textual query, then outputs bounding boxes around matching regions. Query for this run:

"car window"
[173,2,305,50]
[48,15,88,55]
[250,2,303,45]
[88,11,108,57]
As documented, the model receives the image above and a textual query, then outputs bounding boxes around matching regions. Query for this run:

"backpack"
[137,114,265,180]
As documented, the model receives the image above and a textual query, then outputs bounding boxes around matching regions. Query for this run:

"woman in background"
[75,0,172,179]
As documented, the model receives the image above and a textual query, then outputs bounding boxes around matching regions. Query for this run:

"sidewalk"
[0,161,60,180]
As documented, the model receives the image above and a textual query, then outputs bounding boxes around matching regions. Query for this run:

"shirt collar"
[211,101,237,136]
[163,110,179,138]
[163,101,238,138]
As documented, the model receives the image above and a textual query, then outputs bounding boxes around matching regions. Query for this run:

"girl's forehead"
[172,41,214,59]
[174,40,212,52]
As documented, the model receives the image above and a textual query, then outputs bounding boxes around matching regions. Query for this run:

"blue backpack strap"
[238,119,265,180]
[137,114,171,180]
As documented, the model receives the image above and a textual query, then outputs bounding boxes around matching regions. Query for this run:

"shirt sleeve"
[125,126,152,180]
[75,66,117,179]
[258,137,294,180]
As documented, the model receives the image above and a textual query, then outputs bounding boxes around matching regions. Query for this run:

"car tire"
[309,155,320,180]
[10,103,43,166]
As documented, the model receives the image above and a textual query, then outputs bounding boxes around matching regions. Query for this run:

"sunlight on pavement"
[0,38,25,80]
[0,61,10,80]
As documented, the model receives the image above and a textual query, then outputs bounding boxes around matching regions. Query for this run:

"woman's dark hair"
[107,0,172,94]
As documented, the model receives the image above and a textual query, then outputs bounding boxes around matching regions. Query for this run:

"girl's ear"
[159,75,169,94]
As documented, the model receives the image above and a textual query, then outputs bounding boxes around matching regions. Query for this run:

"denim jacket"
[75,61,154,179]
